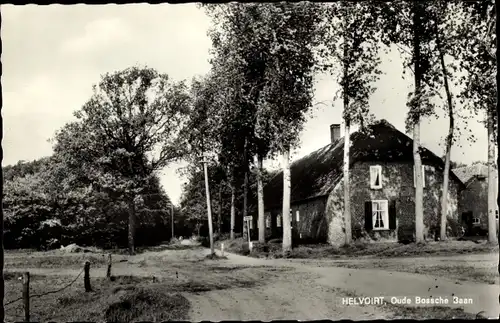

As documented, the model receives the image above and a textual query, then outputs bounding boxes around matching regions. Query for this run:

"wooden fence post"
[106,254,112,280]
[84,261,91,292]
[22,272,30,322]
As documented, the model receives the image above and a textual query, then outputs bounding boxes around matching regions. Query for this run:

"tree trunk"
[242,138,249,240]
[487,112,497,243]
[413,1,424,243]
[0,152,4,322]
[282,147,292,254]
[342,29,352,245]
[203,161,215,255]
[437,28,454,242]
[230,181,236,240]
[218,183,222,235]
[128,199,136,255]
[497,98,500,297]
[242,168,249,240]
[256,154,266,243]
[343,120,352,245]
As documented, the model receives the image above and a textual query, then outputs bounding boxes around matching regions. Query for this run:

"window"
[296,210,300,222]
[276,214,282,228]
[370,165,383,189]
[473,217,480,225]
[413,165,426,188]
[372,200,389,230]
[266,215,271,228]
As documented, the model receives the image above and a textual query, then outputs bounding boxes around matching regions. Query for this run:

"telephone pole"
[171,203,174,239]
[201,154,215,256]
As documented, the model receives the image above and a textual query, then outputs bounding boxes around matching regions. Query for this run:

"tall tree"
[204,4,271,242]
[321,1,381,245]
[421,0,460,241]
[379,1,439,243]
[252,3,323,254]
[457,0,497,243]
[53,66,190,255]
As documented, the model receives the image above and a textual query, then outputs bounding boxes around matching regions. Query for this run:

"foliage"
[3,66,189,250]
[320,1,381,127]
[179,164,230,236]
[51,66,189,253]
[376,1,442,132]
[2,157,173,249]
[456,0,497,132]
[53,66,190,197]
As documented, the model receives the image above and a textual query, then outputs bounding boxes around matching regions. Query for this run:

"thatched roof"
[452,163,497,185]
[263,119,464,210]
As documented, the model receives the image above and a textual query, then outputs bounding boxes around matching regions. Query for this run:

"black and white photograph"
[0,1,498,321]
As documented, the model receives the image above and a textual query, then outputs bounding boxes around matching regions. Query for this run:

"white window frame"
[372,200,389,230]
[266,215,271,228]
[276,214,282,228]
[413,165,426,188]
[370,165,383,189]
[472,217,480,225]
[296,210,300,222]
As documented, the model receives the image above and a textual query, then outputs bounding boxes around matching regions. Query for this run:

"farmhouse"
[258,119,465,245]
[452,163,499,235]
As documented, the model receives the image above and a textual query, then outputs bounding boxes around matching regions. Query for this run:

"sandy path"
[186,269,394,321]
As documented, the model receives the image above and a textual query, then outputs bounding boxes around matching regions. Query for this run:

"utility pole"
[202,154,215,256]
[171,203,174,239]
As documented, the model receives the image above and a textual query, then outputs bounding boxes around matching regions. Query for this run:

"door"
[461,211,473,236]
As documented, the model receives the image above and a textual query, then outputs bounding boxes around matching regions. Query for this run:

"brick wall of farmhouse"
[326,161,460,245]
[458,177,499,231]
[263,197,328,243]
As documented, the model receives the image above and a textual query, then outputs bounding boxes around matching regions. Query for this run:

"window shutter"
[375,168,381,187]
[370,166,376,188]
[365,201,373,231]
[389,200,397,230]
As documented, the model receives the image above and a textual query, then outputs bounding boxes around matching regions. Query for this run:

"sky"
[1,4,492,206]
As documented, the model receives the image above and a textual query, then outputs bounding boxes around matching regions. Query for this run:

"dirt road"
[5,248,499,320]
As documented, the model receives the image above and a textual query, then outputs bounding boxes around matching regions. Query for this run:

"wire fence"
[3,253,122,321]
[5,267,85,307]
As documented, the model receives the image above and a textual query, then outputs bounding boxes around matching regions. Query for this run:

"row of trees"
[1,0,496,259]
[185,0,497,255]
[2,157,176,250]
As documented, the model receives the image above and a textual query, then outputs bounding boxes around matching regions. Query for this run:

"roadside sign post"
[244,215,253,246]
